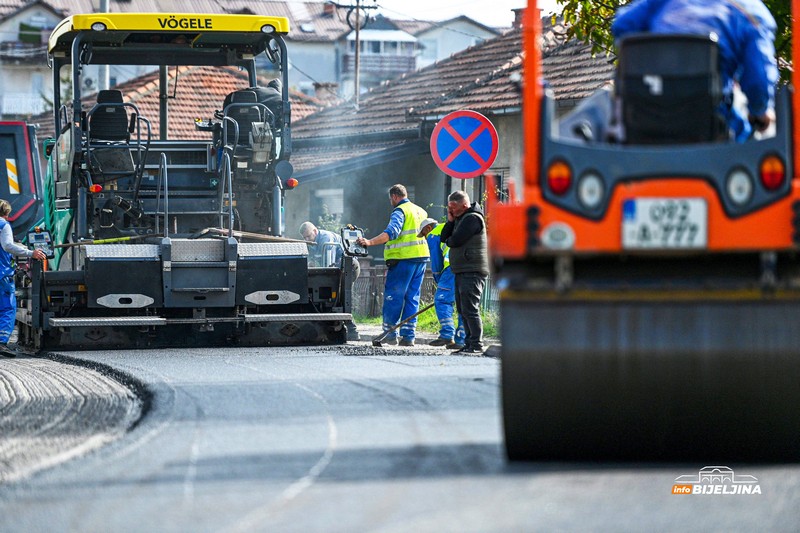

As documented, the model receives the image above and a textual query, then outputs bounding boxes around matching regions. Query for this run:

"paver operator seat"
[85,89,150,182]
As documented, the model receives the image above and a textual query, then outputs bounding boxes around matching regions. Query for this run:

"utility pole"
[331,1,377,108]
[354,5,361,109]
[98,0,109,90]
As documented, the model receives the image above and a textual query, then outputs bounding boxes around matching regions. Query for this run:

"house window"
[28,16,49,28]
[313,188,344,228]
[384,41,398,55]
[19,21,42,44]
[368,41,381,54]
[489,167,512,201]
[400,42,415,56]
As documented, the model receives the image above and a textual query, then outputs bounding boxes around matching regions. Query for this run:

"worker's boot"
[0,343,17,358]
[346,321,361,341]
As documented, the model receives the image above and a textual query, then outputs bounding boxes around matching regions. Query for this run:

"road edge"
[39,351,153,431]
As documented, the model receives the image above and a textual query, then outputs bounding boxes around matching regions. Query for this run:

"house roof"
[256,1,346,43]
[0,1,428,44]
[0,1,498,44]
[346,29,416,42]
[292,27,524,141]
[542,36,616,105]
[0,0,64,23]
[291,17,615,177]
[410,15,501,38]
[30,65,324,139]
[392,19,436,36]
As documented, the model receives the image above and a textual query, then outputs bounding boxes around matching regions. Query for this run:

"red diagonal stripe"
[441,122,488,167]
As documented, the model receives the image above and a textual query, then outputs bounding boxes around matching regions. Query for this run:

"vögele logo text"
[157,16,213,30]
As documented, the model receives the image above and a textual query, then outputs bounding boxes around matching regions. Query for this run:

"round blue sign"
[430,110,499,179]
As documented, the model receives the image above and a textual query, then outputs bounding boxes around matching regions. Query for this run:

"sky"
[373,0,560,29]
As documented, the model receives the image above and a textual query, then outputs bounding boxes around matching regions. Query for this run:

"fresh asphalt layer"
[0,324,495,484]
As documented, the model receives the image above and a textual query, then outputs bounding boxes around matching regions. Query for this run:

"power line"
[375,3,504,41]
[288,60,344,103]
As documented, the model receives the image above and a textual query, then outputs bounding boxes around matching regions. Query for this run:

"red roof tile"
[292,27,525,140]
[31,65,323,139]
[290,16,615,173]
[0,1,429,44]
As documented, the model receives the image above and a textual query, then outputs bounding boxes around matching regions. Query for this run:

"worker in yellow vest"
[357,184,429,346]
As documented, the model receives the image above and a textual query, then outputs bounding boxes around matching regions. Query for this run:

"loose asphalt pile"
[0,354,142,483]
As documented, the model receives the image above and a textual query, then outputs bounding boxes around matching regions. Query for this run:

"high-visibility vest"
[384,201,430,260]
[428,223,450,271]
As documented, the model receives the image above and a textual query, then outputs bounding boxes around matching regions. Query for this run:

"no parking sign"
[430,110,499,179]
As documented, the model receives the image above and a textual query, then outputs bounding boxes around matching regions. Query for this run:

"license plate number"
[622,198,707,249]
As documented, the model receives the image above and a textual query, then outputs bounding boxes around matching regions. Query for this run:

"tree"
[316,203,342,233]
[555,0,792,81]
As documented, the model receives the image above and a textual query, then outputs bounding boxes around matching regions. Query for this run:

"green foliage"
[482,308,500,338]
[354,306,500,338]
[352,305,441,330]
[411,305,500,338]
[555,0,792,81]
[414,303,442,332]
[316,203,342,233]
[425,203,447,222]
[353,314,382,325]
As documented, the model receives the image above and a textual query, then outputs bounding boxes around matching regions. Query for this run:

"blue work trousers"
[0,276,15,344]
[434,268,465,343]
[382,260,426,341]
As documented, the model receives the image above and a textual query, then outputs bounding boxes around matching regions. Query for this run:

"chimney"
[512,8,525,29]
[323,2,335,17]
[314,82,340,104]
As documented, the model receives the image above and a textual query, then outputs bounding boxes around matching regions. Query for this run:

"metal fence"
[352,264,498,318]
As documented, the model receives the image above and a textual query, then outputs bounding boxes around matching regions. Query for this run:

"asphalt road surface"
[1,342,799,532]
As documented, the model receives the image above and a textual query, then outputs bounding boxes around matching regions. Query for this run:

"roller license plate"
[622,198,707,249]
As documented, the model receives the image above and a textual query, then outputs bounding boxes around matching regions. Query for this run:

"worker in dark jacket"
[440,190,489,354]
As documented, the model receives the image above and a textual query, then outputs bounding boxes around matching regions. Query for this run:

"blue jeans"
[434,268,465,343]
[0,276,15,344]
[382,260,426,341]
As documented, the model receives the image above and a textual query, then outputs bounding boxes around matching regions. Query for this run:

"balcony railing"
[342,53,416,78]
[1,93,46,117]
[0,41,47,63]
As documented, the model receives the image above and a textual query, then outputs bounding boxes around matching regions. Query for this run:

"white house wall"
[284,150,445,260]
[285,112,522,262]
[0,5,61,118]
[289,41,337,95]
[417,21,499,70]
[493,113,524,195]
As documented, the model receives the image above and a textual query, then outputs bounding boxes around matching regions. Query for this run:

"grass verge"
[354,305,499,338]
